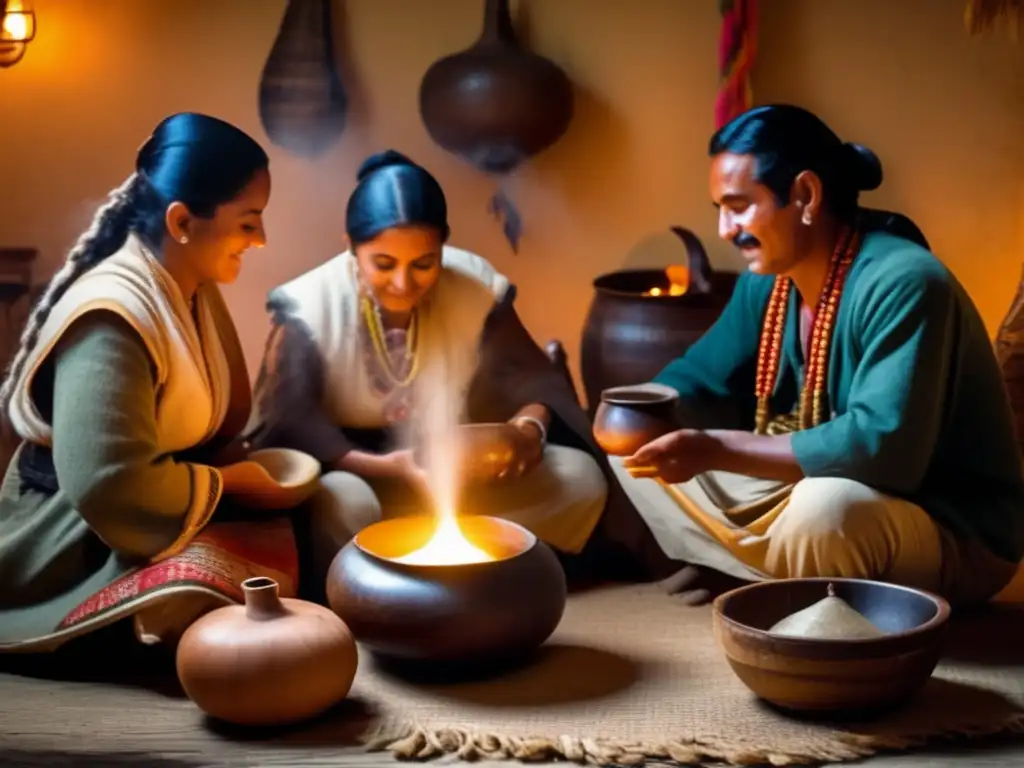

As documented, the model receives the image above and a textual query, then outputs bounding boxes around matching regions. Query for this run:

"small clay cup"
[592,383,679,457]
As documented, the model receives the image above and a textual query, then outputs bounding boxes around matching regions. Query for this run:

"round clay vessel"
[234,448,321,510]
[413,423,516,484]
[176,576,358,726]
[326,515,567,662]
[579,228,739,415]
[418,0,574,175]
[713,577,950,714]
[457,423,518,482]
[592,383,680,457]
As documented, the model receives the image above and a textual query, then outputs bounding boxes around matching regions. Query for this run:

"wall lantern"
[0,0,36,68]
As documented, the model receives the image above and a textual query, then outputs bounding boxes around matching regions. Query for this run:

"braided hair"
[0,112,268,424]
[0,175,139,415]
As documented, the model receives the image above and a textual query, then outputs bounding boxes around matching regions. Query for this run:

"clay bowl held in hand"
[413,423,517,483]
[233,448,321,510]
[458,423,517,482]
[326,515,567,664]
[592,383,679,457]
[712,577,951,715]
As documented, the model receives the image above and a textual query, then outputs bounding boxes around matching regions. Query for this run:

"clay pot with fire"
[326,514,566,663]
[175,577,358,726]
[580,227,739,413]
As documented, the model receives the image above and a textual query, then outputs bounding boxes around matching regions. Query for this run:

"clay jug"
[419,0,574,175]
[176,576,358,726]
[258,0,348,158]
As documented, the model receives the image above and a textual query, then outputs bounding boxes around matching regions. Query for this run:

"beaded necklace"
[350,250,423,395]
[359,293,421,388]
[753,224,861,435]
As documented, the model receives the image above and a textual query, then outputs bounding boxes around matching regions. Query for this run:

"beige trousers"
[610,460,945,594]
[308,445,608,580]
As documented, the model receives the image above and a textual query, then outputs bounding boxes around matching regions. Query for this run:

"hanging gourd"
[258,0,348,159]
[418,0,574,252]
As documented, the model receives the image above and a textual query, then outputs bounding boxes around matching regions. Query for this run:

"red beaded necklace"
[753,225,862,435]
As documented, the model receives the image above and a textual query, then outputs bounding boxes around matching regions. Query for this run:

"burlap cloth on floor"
[354,584,1024,766]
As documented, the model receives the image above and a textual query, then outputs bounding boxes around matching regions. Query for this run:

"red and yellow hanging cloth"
[715,0,759,130]
[964,0,1020,37]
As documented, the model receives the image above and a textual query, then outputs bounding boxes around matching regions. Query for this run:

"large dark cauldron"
[580,227,739,413]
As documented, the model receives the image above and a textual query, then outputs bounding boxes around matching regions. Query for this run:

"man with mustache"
[613,104,1024,608]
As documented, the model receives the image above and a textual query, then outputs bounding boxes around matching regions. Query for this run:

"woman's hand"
[496,419,545,482]
[622,429,716,485]
[385,448,434,501]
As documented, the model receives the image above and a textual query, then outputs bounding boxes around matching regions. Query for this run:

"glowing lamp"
[0,0,36,68]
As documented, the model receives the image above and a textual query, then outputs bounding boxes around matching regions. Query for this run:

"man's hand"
[624,428,805,486]
[622,429,717,485]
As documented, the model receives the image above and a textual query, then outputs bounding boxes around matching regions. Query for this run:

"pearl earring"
[179,236,189,244]
[802,211,812,226]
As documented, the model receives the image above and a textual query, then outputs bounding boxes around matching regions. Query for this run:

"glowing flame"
[391,353,495,566]
[393,511,491,565]
[643,265,690,297]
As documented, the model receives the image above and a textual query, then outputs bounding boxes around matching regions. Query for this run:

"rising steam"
[393,351,491,565]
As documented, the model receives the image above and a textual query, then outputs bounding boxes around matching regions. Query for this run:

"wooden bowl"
[326,515,567,663]
[232,448,321,510]
[712,578,951,715]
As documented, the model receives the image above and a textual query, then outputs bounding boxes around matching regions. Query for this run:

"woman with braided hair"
[615,104,1024,608]
[0,112,297,652]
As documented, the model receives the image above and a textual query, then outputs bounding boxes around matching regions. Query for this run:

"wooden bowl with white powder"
[713,577,950,715]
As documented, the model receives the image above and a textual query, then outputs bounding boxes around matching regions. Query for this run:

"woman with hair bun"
[0,113,299,652]
[249,149,657,589]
